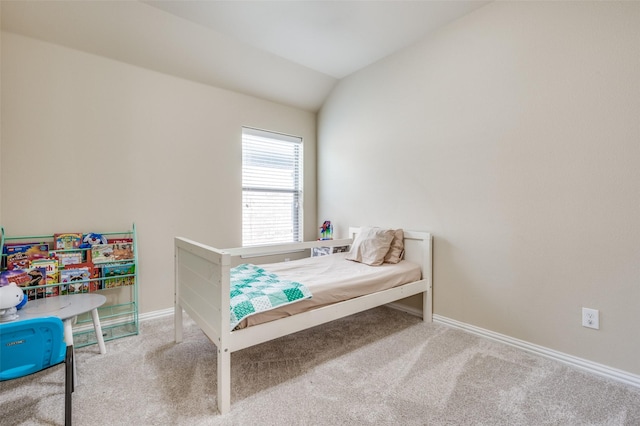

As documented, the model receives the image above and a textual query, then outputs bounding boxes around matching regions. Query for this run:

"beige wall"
[1,32,317,314]
[318,1,640,374]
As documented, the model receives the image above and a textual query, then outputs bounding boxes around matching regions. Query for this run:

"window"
[242,127,303,246]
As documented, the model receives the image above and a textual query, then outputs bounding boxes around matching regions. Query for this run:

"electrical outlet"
[582,307,599,329]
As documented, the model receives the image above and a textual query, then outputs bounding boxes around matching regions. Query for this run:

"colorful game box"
[91,243,133,263]
[30,258,59,286]
[54,233,83,251]
[1,267,48,300]
[57,251,84,267]
[60,266,91,294]
[102,263,135,288]
[3,243,49,270]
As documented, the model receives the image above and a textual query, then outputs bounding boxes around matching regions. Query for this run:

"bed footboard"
[174,238,230,344]
[175,237,233,413]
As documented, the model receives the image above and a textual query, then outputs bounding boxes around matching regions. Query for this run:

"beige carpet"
[2,307,640,425]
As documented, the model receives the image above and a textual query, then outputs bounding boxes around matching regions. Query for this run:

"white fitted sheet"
[235,252,422,329]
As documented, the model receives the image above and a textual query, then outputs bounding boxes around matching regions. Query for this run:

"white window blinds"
[242,127,303,246]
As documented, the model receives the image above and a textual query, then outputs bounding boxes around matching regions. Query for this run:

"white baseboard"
[385,301,424,317]
[73,307,174,334]
[139,307,174,322]
[433,314,640,389]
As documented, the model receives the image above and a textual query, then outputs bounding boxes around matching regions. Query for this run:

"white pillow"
[345,227,395,266]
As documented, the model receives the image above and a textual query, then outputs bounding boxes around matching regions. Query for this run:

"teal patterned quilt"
[230,263,312,330]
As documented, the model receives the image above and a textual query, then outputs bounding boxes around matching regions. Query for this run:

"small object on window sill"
[319,220,333,240]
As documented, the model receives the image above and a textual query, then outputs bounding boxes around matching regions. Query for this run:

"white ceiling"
[1,1,489,111]
[143,1,489,79]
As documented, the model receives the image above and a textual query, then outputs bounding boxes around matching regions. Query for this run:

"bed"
[174,227,432,414]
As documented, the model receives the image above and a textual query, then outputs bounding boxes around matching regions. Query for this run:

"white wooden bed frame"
[174,227,432,414]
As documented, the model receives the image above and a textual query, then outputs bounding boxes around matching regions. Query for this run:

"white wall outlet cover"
[582,307,600,330]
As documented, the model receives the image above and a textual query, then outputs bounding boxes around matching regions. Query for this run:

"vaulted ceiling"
[1,1,489,111]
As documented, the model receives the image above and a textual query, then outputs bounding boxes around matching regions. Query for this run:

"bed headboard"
[348,227,433,280]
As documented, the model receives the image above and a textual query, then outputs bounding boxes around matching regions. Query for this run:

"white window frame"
[242,127,303,246]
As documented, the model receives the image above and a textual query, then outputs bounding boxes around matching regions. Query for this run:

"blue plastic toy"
[80,233,107,248]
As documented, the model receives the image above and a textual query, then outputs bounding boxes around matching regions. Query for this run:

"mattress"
[235,252,422,329]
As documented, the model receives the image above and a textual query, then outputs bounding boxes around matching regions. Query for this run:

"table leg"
[63,319,74,347]
[90,308,107,355]
[63,319,78,386]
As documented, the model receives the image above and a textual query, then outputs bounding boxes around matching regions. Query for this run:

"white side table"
[17,293,107,354]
